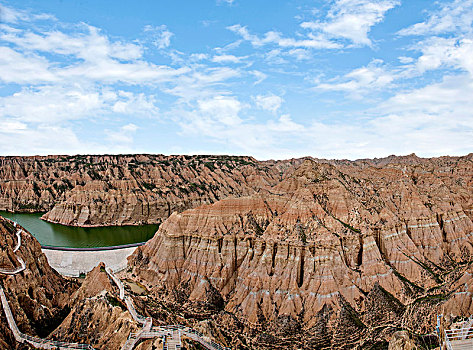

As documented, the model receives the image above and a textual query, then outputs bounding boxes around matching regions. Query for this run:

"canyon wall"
[2,153,473,348]
[0,216,78,348]
[129,154,473,348]
[0,216,140,349]
[0,154,299,226]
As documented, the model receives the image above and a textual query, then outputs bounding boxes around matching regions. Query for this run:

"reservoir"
[0,211,159,248]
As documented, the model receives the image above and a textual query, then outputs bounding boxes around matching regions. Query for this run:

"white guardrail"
[105,268,231,350]
[0,219,95,349]
[1,218,230,350]
[445,327,473,350]
[1,287,94,350]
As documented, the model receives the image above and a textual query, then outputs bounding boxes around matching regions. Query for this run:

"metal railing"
[0,220,95,350]
[1,287,94,350]
[124,296,148,324]
[160,325,231,350]
[445,327,473,350]
[106,266,125,299]
[0,229,26,275]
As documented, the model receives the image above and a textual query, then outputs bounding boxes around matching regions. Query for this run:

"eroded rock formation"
[0,154,299,226]
[0,218,142,349]
[1,153,473,349]
[0,216,78,349]
[128,153,473,348]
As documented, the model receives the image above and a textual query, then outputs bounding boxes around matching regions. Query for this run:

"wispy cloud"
[0,3,56,24]
[302,0,400,46]
[253,94,283,113]
[211,54,246,63]
[398,0,473,36]
[227,24,342,50]
[144,24,174,49]
[106,123,139,145]
[228,0,399,54]
[0,85,159,124]
[0,24,187,85]
[316,59,396,96]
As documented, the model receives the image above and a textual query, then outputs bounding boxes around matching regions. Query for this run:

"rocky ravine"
[0,216,140,349]
[0,216,78,349]
[128,154,473,349]
[0,154,299,227]
[1,153,473,349]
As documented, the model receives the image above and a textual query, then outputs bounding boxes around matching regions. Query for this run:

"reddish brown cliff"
[129,154,473,348]
[0,154,299,227]
[1,153,473,349]
[0,216,78,349]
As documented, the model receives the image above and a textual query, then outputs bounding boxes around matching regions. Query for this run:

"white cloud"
[287,48,311,60]
[225,0,397,58]
[0,24,188,85]
[163,67,240,101]
[179,111,302,155]
[0,4,56,23]
[0,120,27,134]
[197,96,243,126]
[0,46,56,83]
[144,25,174,49]
[0,124,105,156]
[316,59,395,95]
[0,85,159,124]
[254,94,283,113]
[106,123,139,145]
[111,91,159,116]
[398,56,414,64]
[227,24,342,50]
[265,49,288,64]
[415,36,473,74]
[190,53,209,61]
[2,25,142,60]
[250,70,267,85]
[380,74,473,116]
[398,0,473,36]
[301,0,400,46]
[211,54,245,63]
[179,95,472,159]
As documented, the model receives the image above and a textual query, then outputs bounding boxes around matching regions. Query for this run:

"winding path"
[0,220,95,349]
[105,268,231,350]
[1,218,231,350]
[0,228,26,275]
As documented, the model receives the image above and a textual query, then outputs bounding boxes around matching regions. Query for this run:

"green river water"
[0,211,159,248]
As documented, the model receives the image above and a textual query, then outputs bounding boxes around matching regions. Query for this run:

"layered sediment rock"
[0,217,142,349]
[0,216,79,348]
[129,154,473,348]
[51,290,137,349]
[2,153,473,348]
[0,154,299,226]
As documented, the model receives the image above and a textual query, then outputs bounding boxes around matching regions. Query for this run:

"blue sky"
[0,0,472,159]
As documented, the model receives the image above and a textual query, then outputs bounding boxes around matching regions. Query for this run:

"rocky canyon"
[1,153,473,349]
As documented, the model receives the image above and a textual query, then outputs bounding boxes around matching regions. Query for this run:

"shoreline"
[0,210,160,228]
[41,241,146,251]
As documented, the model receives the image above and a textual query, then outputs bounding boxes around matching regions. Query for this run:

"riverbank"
[0,211,158,248]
